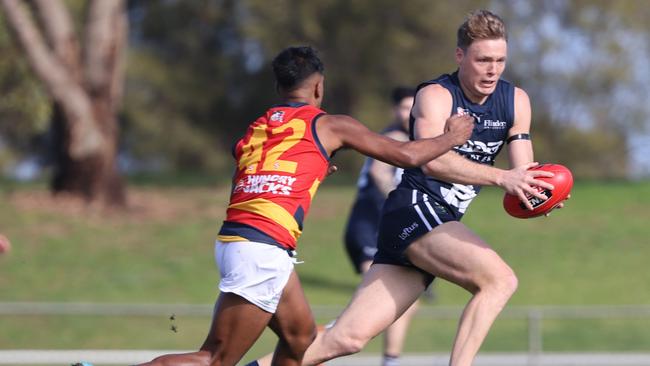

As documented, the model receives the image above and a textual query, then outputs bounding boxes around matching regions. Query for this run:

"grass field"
[1,180,650,359]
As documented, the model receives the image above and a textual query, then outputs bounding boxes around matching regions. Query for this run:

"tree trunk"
[50,102,125,204]
[1,0,127,206]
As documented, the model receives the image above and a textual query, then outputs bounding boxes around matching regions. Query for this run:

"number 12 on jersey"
[238,119,306,174]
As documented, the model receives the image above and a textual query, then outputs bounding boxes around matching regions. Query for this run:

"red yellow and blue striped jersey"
[217,102,330,250]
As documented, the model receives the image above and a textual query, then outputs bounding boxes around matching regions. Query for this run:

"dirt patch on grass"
[8,187,230,223]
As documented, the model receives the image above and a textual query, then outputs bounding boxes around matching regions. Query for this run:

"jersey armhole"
[410,82,453,141]
[506,84,516,129]
[311,113,331,161]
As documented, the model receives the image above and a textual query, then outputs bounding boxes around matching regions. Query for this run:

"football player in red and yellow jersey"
[138,46,472,366]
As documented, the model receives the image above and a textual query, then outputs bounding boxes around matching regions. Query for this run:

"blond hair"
[457,10,507,50]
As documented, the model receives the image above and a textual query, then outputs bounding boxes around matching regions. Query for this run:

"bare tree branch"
[84,0,125,93]
[109,3,128,112]
[32,0,81,77]
[0,0,104,158]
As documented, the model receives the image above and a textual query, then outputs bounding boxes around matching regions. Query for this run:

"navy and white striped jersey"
[389,71,515,220]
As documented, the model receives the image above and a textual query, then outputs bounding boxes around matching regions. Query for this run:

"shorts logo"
[398,222,419,240]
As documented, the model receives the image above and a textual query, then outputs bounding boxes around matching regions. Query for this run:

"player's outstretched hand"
[444,114,474,146]
[501,162,555,211]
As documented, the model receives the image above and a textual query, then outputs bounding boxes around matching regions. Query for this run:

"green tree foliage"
[123,0,273,174]
[2,0,647,181]
[125,0,489,175]
[0,14,50,171]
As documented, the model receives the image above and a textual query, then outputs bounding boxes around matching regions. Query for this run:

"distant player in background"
[137,46,473,366]
[343,87,418,366]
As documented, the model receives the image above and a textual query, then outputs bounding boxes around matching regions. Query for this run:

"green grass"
[1,181,650,356]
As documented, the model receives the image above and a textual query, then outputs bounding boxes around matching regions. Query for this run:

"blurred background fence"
[3,302,650,354]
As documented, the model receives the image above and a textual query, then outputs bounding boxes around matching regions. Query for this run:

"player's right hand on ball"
[444,114,474,146]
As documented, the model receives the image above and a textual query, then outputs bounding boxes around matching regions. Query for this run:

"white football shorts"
[215,240,295,313]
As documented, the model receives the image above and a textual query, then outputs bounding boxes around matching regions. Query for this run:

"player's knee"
[339,334,368,355]
[497,265,518,294]
[486,269,519,303]
[284,323,318,356]
[329,329,370,356]
[502,271,519,296]
[298,323,318,351]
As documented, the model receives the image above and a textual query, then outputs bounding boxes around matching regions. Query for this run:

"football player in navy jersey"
[250,10,568,366]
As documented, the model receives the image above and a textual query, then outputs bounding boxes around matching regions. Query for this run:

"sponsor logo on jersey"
[456,107,470,116]
[398,222,419,240]
[482,119,507,129]
[456,107,506,129]
[234,174,297,195]
[270,110,285,122]
[456,140,504,162]
[457,140,503,154]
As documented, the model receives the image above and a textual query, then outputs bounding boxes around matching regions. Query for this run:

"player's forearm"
[371,133,456,169]
[399,133,458,168]
[422,151,505,187]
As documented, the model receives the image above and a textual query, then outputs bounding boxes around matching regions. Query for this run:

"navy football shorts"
[375,187,458,281]
[344,196,382,274]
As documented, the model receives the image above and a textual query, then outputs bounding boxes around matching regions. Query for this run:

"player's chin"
[477,84,496,95]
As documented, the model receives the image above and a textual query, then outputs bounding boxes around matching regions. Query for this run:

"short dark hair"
[457,10,507,50]
[391,86,415,105]
[272,46,324,91]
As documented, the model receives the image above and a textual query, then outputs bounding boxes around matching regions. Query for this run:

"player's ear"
[455,47,464,65]
[314,75,324,100]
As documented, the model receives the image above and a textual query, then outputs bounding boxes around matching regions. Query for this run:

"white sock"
[382,354,399,366]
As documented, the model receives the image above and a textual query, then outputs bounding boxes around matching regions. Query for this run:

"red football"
[503,163,573,219]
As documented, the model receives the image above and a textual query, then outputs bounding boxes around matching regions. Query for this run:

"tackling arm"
[368,129,409,197]
[315,113,472,169]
